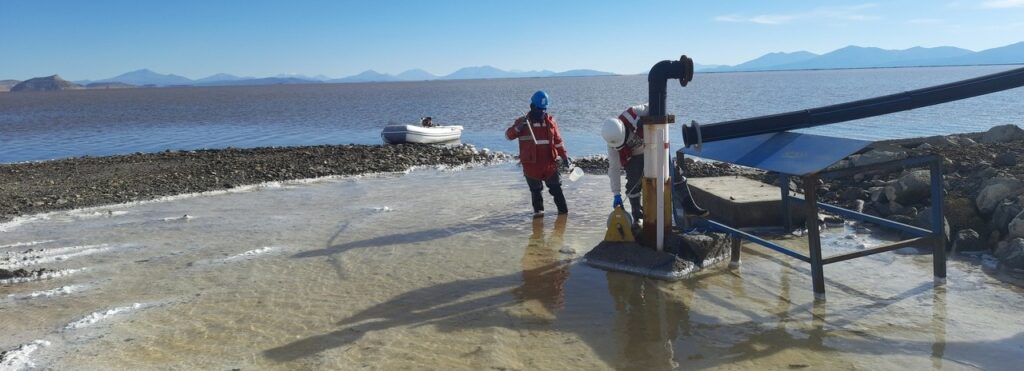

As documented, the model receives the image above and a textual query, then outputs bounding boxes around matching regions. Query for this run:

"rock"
[679,232,734,268]
[884,170,932,205]
[990,197,1023,236]
[840,187,869,202]
[868,187,886,202]
[923,135,958,147]
[1006,210,1024,240]
[914,207,951,246]
[889,214,916,226]
[0,268,14,279]
[995,152,1018,167]
[952,229,987,252]
[975,177,1024,216]
[980,124,1024,144]
[941,197,987,238]
[994,238,1024,271]
[850,150,908,167]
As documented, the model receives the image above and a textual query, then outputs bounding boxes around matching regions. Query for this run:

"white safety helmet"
[601,117,626,148]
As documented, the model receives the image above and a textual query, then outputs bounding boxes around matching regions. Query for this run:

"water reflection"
[513,215,570,320]
[606,273,687,370]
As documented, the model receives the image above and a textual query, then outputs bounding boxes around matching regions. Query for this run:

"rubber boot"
[675,176,709,217]
[530,189,544,214]
[550,186,568,214]
[628,196,644,222]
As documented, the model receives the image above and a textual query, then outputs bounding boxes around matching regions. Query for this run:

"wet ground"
[1,164,1022,370]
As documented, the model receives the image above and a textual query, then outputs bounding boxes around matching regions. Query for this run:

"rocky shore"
[0,144,509,224]
[576,125,1024,274]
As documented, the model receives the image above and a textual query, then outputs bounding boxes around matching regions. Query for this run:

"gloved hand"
[562,156,574,169]
[613,193,623,208]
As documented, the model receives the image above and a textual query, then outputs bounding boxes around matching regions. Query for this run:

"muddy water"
[1,165,1022,370]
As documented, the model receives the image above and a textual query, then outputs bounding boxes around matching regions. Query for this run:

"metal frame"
[694,154,947,300]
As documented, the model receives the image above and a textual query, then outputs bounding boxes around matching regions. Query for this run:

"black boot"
[550,186,568,214]
[675,176,709,217]
[628,196,644,222]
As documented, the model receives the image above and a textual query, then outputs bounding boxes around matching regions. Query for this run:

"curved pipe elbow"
[647,56,694,116]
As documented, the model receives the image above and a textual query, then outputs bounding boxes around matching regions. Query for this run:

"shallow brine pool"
[1,165,1022,370]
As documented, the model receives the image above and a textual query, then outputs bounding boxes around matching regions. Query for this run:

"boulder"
[1007,210,1024,240]
[995,152,1018,167]
[840,187,869,202]
[980,124,1024,144]
[990,197,1023,236]
[922,135,958,147]
[942,197,987,238]
[679,232,734,268]
[914,207,951,246]
[994,238,1024,271]
[884,170,932,205]
[850,150,908,167]
[975,177,1024,216]
[952,229,987,252]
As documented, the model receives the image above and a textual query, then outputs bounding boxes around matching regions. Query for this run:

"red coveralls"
[506,111,569,214]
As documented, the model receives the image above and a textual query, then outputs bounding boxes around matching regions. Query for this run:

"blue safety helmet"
[530,91,549,110]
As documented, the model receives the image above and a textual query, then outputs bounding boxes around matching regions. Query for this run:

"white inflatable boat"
[381,124,464,144]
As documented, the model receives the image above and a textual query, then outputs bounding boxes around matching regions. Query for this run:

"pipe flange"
[691,120,703,152]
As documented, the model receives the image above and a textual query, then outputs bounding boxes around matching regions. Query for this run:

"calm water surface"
[2,65,1024,163]
[1,165,1021,369]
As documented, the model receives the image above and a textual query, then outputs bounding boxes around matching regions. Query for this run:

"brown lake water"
[1,165,1023,370]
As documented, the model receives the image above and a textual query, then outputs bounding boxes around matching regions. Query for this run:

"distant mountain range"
[697,41,1024,72]
[5,41,1023,91]
[62,66,616,88]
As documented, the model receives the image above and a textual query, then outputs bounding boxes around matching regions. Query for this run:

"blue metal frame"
[686,153,947,301]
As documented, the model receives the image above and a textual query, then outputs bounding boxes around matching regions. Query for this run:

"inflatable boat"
[381,124,463,144]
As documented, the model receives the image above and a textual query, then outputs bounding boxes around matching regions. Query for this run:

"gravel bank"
[0,144,510,223]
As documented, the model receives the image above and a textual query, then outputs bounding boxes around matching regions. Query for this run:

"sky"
[2,0,1024,81]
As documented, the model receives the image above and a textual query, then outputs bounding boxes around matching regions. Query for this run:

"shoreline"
[3,128,1024,273]
[0,144,510,224]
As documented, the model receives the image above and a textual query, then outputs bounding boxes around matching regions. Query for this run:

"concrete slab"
[688,176,804,228]
[583,232,734,281]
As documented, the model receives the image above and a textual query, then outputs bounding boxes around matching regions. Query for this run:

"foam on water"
[220,247,280,262]
[0,340,51,371]
[0,240,55,250]
[6,285,85,300]
[0,268,87,285]
[63,303,146,330]
[0,244,112,270]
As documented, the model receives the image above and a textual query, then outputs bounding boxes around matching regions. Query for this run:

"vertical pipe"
[804,175,826,301]
[930,159,947,282]
[656,125,667,252]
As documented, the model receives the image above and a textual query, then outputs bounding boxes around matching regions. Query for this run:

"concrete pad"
[583,232,734,281]
[688,176,804,228]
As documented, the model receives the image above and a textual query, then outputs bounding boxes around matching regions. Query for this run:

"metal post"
[804,175,826,300]
[930,160,947,282]
[780,175,792,232]
[729,237,742,269]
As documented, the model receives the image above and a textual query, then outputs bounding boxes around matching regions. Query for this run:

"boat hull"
[381,124,464,144]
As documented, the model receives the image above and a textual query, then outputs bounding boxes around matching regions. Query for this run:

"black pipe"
[682,65,1024,147]
[648,56,694,117]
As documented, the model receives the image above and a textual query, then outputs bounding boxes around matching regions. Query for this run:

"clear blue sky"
[2,0,1023,80]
